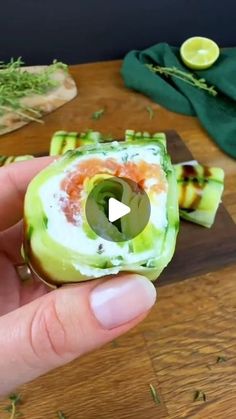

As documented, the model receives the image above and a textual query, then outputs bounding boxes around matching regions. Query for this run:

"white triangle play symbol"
[108,197,131,223]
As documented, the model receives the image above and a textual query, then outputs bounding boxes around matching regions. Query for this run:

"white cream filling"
[68,143,162,167]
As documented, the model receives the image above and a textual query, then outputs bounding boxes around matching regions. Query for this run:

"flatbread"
[0,65,77,136]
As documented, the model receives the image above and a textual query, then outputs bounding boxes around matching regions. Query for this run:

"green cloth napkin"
[121,43,236,159]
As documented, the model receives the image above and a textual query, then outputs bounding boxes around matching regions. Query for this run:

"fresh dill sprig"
[146,64,217,96]
[0,57,68,124]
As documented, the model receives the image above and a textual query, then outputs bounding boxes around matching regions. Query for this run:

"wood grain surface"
[0,60,236,419]
[160,130,236,285]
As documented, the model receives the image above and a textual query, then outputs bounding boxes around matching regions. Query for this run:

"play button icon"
[108,198,131,223]
[85,176,151,242]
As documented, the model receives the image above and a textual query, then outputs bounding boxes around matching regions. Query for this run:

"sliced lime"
[180,36,220,70]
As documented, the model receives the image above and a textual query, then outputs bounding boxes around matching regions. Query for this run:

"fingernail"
[90,275,156,329]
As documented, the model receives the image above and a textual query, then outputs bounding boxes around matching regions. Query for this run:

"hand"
[0,157,156,396]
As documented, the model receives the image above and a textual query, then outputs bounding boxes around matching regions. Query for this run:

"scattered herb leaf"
[146,64,217,96]
[4,393,22,418]
[92,108,105,120]
[194,390,206,402]
[217,356,228,363]
[146,105,154,120]
[149,384,161,405]
[57,411,67,419]
[0,58,68,124]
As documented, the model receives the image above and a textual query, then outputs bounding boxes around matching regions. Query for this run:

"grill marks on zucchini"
[178,165,205,213]
[176,164,224,228]
[49,130,103,156]
[177,165,222,212]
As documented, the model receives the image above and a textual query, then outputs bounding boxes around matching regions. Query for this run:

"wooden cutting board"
[159,130,236,286]
[0,66,77,136]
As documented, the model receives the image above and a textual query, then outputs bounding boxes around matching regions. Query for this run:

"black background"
[1,0,235,65]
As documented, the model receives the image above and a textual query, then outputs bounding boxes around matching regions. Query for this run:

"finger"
[0,156,54,231]
[0,221,24,264]
[0,253,20,316]
[0,251,49,316]
[0,274,156,396]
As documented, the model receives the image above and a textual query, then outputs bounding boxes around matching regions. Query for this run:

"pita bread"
[0,65,77,136]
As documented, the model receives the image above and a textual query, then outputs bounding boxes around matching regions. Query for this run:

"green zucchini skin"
[49,130,167,156]
[175,164,224,228]
[0,155,34,166]
[49,130,103,156]
[24,133,179,285]
[1,130,223,232]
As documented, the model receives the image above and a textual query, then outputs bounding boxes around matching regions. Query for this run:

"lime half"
[180,36,220,70]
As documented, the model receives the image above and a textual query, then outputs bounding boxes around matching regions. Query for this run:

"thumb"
[0,274,156,396]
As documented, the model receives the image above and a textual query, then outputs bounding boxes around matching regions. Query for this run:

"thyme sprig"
[3,393,22,418]
[146,64,217,96]
[0,58,68,124]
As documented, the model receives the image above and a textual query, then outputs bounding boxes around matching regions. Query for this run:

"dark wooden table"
[0,60,236,419]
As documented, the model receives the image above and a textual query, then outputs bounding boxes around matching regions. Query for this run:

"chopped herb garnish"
[92,108,105,120]
[97,243,104,254]
[57,411,67,419]
[122,153,129,163]
[148,147,159,156]
[146,64,217,96]
[194,390,206,402]
[217,356,228,363]
[146,105,154,120]
[149,384,161,405]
